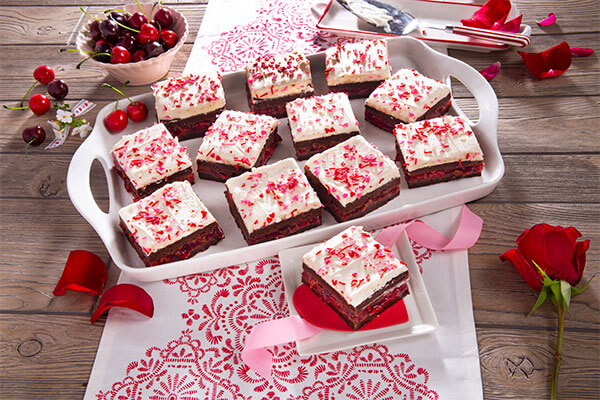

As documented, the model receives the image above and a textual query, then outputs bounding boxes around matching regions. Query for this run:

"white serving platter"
[279,230,438,355]
[67,36,503,282]
[313,0,532,52]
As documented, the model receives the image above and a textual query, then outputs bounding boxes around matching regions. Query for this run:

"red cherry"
[28,94,51,115]
[154,8,174,29]
[33,65,55,85]
[104,109,128,132]
[131,49,146,63]
[160,30,178,49]
[110,46,131,64]
[137,23,159,45]
[126,101,148,122]
[22,126,47,146]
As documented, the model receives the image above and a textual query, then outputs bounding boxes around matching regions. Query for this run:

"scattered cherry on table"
[47,79,69,100]
[33,65,55,85]
[28,94,51,115]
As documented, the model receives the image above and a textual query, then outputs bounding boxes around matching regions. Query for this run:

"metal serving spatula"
[336,0,530,47]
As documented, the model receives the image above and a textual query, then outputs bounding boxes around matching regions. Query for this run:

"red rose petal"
[53,250,107,296]
[490,15,508,30]
[498,15,522,33]
[518,41,572,79]
[292,284,409,331]
[575,240,590,285]
[570,47,594,57]
[536,13,557,26]
[516,223,554,269]
[480,62,501,81]
[543,229,579,283]
[90,283,154,324]
[499,248,543,291]
[460,0,512,29]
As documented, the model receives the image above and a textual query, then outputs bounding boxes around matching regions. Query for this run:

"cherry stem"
[150,2,159,17]
[73,52,112,69]
[102,82,133,109]
[135,0,147,18]
[104,8,132,16]
[3,105,30,110]
[19,80,39,107]
[80,6,102,22]
[25,139,35,161]
[110,17,140,33]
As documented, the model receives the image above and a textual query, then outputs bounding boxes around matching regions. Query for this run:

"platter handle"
[66,131,116,237]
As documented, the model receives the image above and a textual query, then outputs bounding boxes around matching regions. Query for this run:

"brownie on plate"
[111,123,194,201]
[119,181,224,267]
[325,39,392,99]
[224,158,322,245]
[302,225,410,330]
[152,73,226,140]
[394,116,484,188]
[246,52,314,118]
[196,110,281,181]
[364,68,452,133]
[286,92,360,160]
[304,135,401,222]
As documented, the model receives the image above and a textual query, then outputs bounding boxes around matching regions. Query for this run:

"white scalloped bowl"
[76,3,188,85]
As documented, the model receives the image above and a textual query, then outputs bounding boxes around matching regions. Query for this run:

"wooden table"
[0,0,598,398]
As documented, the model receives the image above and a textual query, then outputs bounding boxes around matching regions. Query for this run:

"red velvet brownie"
[365,68,452,133]
[302,225,410,330]
[196,110,281,181]
[325,39,392,99]
[224,158,322,245]
[119,181,224,267]
[111,123,194,201]
[286,92,360,160]
[246,52,314,118]
[304,136,401,222]
[395,116,484,188]
[152,74,226,140]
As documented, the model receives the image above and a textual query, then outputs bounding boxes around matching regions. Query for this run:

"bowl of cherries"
[75,3,188,85]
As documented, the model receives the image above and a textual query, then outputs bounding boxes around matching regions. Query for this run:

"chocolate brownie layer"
[196,129,282,182]
[161,107,224,140]
[305,168,400,222]
[120,219,224,267]
[364,93,452,133]
[113,157,195,201]
[302,264,410,330]
[246,83,314,118]
[327,80,384,99]
[396,141,483,188]
[292,130,359,161]
[225,188,322,245]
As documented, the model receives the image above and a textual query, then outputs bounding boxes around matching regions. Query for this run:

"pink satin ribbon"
[241,204,483,381]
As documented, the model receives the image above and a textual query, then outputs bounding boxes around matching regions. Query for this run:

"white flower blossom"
[56,109,73,124]
[72,123,92,138]
[47,120,61,131]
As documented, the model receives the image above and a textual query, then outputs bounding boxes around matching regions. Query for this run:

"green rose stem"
[551,301,565,400]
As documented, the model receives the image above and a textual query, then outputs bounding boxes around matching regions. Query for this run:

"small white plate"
[279,230,438,355]
[313,0,532,53]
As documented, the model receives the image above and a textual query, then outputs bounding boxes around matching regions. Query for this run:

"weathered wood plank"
[0,314,597,399]
[2,96,599,154]
[477,328,600,400]
[1,153,597,202]
[0,5,207,46]
[0,0,208,6]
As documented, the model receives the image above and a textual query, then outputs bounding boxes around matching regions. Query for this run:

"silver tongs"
[336,0,530,47]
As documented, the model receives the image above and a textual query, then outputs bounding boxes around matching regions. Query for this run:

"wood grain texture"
[0,0,599,398]
[0,5,207,46]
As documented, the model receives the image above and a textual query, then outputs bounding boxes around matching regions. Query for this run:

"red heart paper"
[292,284,409,331]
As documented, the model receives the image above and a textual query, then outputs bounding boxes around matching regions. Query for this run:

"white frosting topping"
[119,181,217,256]
[365,68,451,123]
[395,116,484,172]
[286,92,360,143]
[343,0,393,33]
[225,158,322,234]
[325,39,392,86]
[111,123,193,190]
[196,110,279,168]
[152,74,226,121]
[304,136,400,207]
[246,52,313,101]
[303,225,409,307]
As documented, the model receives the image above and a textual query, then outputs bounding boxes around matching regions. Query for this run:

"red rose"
[500,223,589,291]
